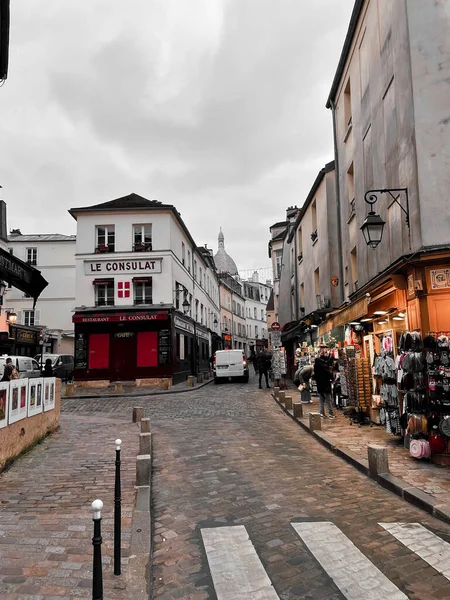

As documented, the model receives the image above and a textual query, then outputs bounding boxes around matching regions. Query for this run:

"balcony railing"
[311,231,318,244]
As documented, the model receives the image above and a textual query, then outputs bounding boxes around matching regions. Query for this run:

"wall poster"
[9,379,28,424]
[0,382,9,429]
[28,378,44,417]
[43,377,56,412]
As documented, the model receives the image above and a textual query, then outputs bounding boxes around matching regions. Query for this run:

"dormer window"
[133,224,152,252]
[96,226,115,253]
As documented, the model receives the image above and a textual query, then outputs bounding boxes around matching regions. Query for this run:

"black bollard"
[91,499,104,600]
[114,438,122,576]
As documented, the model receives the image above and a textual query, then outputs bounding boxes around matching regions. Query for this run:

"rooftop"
[8,232,76,242]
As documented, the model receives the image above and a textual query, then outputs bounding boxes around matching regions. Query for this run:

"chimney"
[252,270,259,283]
[286,205,299,221]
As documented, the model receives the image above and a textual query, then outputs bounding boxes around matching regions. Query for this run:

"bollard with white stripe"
[91,499,104,600]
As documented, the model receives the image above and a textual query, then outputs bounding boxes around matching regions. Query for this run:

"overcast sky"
[1,0,354,274]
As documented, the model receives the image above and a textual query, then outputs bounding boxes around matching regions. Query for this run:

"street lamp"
[361,188,409,249]
[173,286,191,315]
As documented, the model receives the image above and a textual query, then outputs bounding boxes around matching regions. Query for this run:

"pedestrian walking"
[258,349,271,389]
[294,364,313,404]
[314,346,335,419]
[42,358,54,377]
[1,357,15,381]
[249,350,258,374]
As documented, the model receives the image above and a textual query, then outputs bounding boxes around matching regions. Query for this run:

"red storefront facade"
[73,308,197,385]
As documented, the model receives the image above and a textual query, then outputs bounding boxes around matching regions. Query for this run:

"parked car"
[214,349,249,383]
[34,354,74,381]
[0,355,41,379]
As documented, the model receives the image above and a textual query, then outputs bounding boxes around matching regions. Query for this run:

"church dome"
[214,229,239,275]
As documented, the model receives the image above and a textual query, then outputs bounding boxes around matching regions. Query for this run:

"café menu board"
[75,333,88,369]
[159,329,171,366]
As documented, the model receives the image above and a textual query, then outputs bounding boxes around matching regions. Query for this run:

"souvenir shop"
[319,264,450,464]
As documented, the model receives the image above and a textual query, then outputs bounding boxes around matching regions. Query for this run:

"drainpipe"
[329,99,345,306]
[293,222,299,321]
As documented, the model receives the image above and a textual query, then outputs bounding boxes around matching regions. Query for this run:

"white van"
[0,355,42,379]
[214,350,249,383]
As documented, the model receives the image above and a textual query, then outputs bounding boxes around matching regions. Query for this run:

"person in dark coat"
[314,346,335,419]
[258,349,271,389]
[294,364,314,404]
[42,358,54,377]
[1,357,14,382]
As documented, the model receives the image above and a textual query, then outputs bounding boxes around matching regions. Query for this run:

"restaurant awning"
[0,246,48,305]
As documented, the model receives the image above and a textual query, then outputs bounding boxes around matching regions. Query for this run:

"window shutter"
[16,311,22,325]
[34,310,40,325]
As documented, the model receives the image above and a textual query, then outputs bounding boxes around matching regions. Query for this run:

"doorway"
[111,331,137,381]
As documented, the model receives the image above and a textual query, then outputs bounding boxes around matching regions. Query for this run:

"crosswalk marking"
[291,521,407,600]
[380,522,450,581]
[201,525,279,600]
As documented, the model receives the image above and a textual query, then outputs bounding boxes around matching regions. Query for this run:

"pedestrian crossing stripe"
[201,522,450,600]
[380,522,450,582]
[291,522,407,600]
[201,525,279,599]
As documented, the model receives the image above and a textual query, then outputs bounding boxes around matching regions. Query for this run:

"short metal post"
[114,438,122,576]
[91,499,103,600]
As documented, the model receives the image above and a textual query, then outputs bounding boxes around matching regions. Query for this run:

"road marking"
[201,525,279,600]
[380,522,450,581]
[291,521,407,600]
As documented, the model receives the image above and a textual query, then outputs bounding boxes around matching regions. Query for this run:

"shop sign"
[14,328,38,344]
[0,247,48,301]
[196,328,209,341]
[84,258,162,275]
[174,316,195,335]
[431,269,450,290]
[73,311,168,323]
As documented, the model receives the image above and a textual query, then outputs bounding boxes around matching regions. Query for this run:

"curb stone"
[127,435,152,599]
[63,377,214,400]
[272,393,450,527]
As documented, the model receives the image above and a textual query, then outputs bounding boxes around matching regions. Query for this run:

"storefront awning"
[0,246,48,306]
[132,277,152,283]
[92,278,114,285]
[327,296,369,330]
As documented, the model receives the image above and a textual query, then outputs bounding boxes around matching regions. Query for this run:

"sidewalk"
[0,413,139,599]
[63,377,213,399]
[274,388,450,522]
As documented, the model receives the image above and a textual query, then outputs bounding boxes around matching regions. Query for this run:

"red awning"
[92,278,114,286]
[132,277,152,283]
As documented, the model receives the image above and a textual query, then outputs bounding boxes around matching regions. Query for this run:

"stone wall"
[0,379,61,471]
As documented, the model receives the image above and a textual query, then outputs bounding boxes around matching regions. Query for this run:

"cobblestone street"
[64,375,450,599]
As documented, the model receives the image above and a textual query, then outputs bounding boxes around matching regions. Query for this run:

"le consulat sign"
[84,257,162,275]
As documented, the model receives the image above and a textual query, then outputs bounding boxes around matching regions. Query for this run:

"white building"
[69,193,221,384]
[243,272,272,355]
[6,230,76,354]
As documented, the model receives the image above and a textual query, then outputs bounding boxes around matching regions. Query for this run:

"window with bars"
[26,247,37,265]
[95,282,114,306]
[133,224,152,251]
[134,280,152,305]
[96,226,115,253]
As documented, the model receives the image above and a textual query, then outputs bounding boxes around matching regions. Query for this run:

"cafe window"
[94,280,114,306]
[96,225,115,253]
[133,278,152,305]
[26,247,37,266]
[133,224,152,251]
